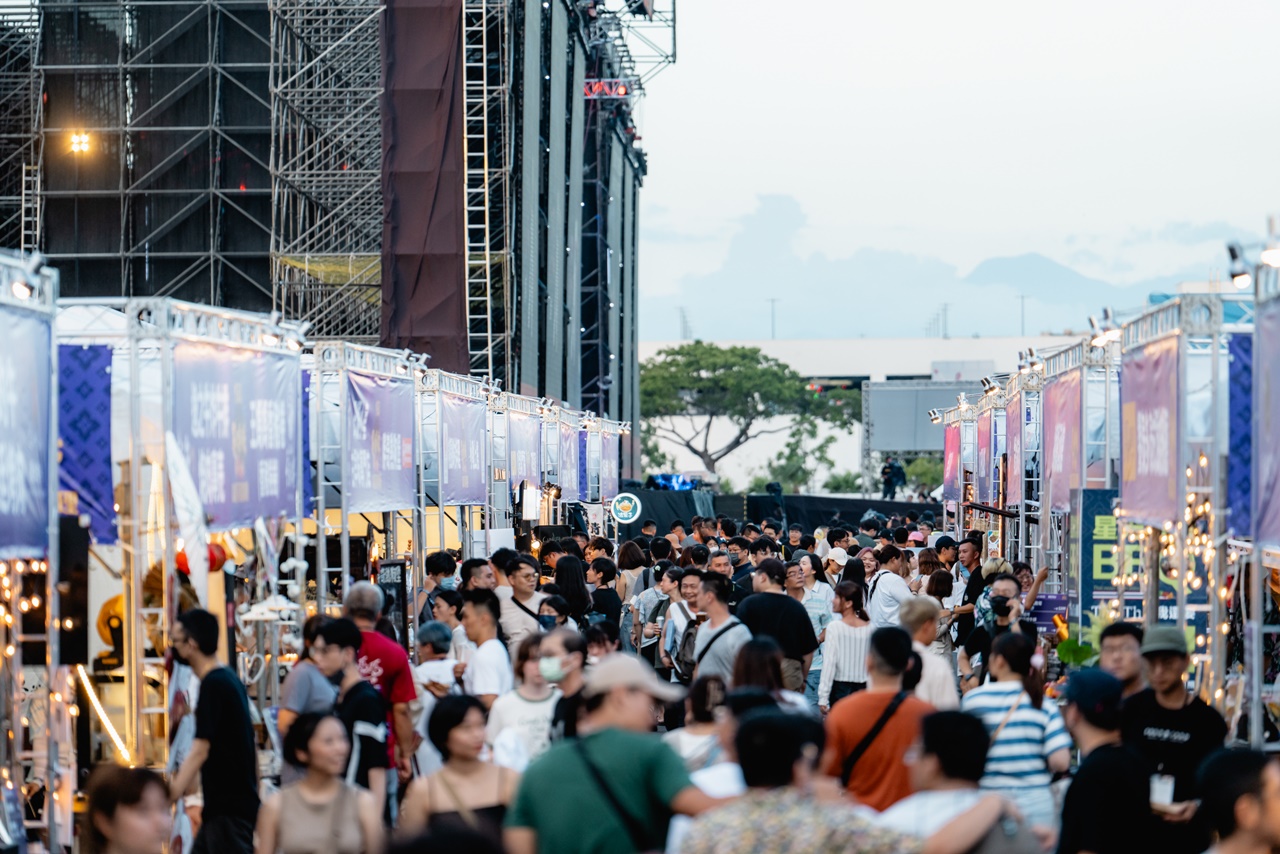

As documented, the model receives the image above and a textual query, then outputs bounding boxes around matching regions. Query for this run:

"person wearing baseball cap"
[933,535,959,567]
[1058,669,1152,853]
[1120,625,1228,854]
[505,655,722,853]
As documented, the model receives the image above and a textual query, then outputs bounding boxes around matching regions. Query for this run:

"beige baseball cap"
[582,654,686,703]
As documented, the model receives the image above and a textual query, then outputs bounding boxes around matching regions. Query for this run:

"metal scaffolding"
[0,3,39,253]
[38,0,274,306]
[464,0,513,382]
[269,0,384,339]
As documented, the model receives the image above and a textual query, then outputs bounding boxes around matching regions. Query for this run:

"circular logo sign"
[610,492,643,525]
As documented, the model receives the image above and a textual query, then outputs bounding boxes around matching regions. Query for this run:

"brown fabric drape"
[379,0,468,372]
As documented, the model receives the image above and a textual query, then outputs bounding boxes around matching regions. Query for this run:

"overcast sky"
[634,1,1280,342]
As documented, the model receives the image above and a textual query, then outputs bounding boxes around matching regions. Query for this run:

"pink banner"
[976,410,993,505]
[1044,370,1081,513]
[1121,335,1180,526]
[1006,392,1022,507]
[1257,300,1280,544]
[943,423,960,501]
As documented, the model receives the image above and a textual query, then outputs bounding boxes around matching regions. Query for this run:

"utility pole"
[1020,295,1026,335]
[767,298,779,339]
[941,303,949,339]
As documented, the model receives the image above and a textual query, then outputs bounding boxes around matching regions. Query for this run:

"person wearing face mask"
[84,765,173,854]
[496,556,546,656]
[487,635,560,769]
[543,628,589,742]
[537,595,576,632]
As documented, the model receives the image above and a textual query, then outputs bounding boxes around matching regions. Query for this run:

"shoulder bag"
[840,690,907,787]
[573,738,652,852]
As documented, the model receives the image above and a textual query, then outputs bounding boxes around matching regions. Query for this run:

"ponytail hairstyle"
[873,544,904,573]
[834,581,869,622]
[991,631,1044,709]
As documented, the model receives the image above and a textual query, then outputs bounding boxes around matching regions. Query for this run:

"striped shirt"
[961,681,1071,789]
[817,621,872,706]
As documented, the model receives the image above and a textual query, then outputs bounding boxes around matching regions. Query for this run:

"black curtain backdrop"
[618,492,941,541]
[380,0,468,372]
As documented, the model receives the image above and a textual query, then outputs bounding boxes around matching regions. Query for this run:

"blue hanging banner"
[57,344,116,544]
[0,304,53,559]
[1227,333,1252,537]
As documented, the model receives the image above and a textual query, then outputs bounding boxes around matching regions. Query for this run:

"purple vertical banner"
[344,371,416,512]
[976,410,992,505]
[559,421,580,502]
[1043,369,1081,513]
[1006,392,1023,507]
[172,343,302,530]
[0,305,52,559]
[601,431,620,500]
[302,370,314,514]
[579,429,589,500]
[507,412,541,488]
[1257,299,1280,544]
[1120,336,1180,526]
[942,424,960,501]
[58,344,116,543]
[440,393,487,505]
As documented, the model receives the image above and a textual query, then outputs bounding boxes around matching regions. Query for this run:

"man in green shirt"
[505,655,722,854]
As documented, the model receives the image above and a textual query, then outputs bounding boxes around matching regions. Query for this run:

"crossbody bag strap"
[840,691,908,787]
[573,738,651,852]
[694,619,740,667]
[510,595,540,623]
[989,691,1026,744]
[435,771,480,830]
[868,570,888,603]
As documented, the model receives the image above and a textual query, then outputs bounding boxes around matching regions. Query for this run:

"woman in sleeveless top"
[255,713,383,854]
[399,695,520,844]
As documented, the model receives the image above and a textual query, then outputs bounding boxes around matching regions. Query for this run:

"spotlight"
[1228,242,1253,289]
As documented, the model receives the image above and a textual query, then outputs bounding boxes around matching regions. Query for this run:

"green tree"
[639,422,675,474]
[905,455,944,491]
[640,341,859,475]
[823,471,863,493]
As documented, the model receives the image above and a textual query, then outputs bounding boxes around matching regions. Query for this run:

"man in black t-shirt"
[168,609,260,854]
[735,559,818,692]
[586,557,623,624]
[1121,625,1228,854]
[1058,669,1151,854]
[313,618,390,818]
[958,573,1037,691]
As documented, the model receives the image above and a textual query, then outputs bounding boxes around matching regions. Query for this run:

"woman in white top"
[818,581,873,714]
[866,544,913,629]
[855,547,879,581]
[485,634,559,770]
[662,675,726,771]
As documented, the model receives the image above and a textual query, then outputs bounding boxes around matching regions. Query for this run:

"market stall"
[1119,293,1253,712]
[1004,356,1045,566]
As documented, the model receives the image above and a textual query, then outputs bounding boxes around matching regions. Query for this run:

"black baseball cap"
[1062,668,1123,721]
[934,535,958,551]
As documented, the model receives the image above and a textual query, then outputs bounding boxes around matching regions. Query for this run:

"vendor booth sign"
[171,343,301,529]
[601,431,620,501]
[976,410,993,505]
[1006,392,1023,506]
[1120,336,1180,526]
[559,421,580,502]
[344,372,416,512]
[508,411,541,489]
[1043,370,1081,514]
[1256,298,1280,545]
[942,424,960,501]
[440,393,488,505]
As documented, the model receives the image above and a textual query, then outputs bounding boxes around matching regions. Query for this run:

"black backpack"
[671,604,700,684]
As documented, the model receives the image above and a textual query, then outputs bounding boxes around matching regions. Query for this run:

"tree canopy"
[640,341,859,474]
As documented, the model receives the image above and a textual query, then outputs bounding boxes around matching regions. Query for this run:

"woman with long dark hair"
[818,581,873,714]
[255,713,383,854]
[83,765,171,854]
[960,632,1070,829]
[551,555,592,623]
[923,569,957,657]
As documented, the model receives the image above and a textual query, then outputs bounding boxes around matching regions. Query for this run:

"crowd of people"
[82,509,1262,854]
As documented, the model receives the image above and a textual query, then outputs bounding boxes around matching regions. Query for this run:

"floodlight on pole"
[70,132,90,153]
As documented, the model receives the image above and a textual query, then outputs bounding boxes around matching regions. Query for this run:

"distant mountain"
[964,252,1115,291]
